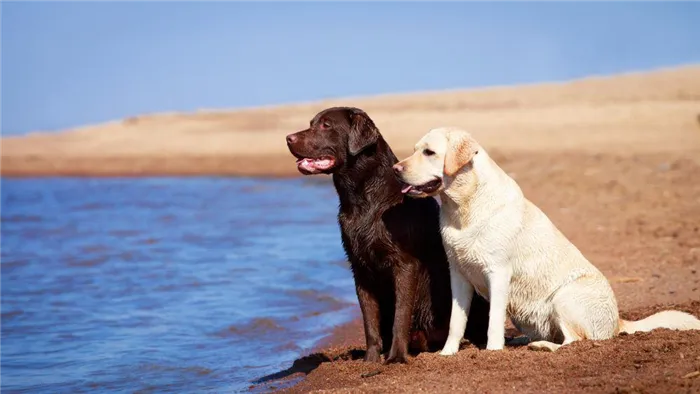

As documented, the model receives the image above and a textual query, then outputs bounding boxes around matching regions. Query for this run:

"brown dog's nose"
[286,134,297,145]
[393,164,404,174]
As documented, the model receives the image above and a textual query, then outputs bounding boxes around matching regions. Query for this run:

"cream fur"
[395,127,700,353]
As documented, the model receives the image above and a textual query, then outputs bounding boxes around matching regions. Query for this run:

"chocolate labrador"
[285,107,489,364]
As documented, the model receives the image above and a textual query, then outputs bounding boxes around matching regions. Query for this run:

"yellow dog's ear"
[443,130,479,177]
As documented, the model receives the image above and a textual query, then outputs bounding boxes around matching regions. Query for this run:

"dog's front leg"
[485,269,511,350]
[385,262,418,364]
[355,282,383,362]
[440,262,474,356]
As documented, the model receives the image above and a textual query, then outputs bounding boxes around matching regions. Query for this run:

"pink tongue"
[298,158,318,172]
[401,184,413,194]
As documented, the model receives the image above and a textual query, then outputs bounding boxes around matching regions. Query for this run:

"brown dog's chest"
[338,210,401,271]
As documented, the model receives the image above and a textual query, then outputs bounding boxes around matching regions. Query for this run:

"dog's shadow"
[252,348,365,385]
[253,329,528,388]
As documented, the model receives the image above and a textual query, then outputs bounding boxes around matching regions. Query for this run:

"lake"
[1,177,358,393]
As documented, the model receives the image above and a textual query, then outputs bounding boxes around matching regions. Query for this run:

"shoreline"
[3,66,700,178]
[0,154,304,178]
[3,147,700,179]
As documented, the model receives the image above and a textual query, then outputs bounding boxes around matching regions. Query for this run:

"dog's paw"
[364,347,382,363]
[439,342,459,356]
[527,341,560,352]
[384,351,409,365]
[384,354,408,365]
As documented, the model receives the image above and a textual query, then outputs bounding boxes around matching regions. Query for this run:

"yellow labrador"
[393,127,700,353]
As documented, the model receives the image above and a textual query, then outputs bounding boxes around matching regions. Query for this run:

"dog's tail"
[619,310,700,334]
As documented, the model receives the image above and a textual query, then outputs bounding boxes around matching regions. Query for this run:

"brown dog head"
[285,107,379,175]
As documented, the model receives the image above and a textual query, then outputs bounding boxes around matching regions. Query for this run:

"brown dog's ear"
[443,130,479,177]
[347,108,379,156]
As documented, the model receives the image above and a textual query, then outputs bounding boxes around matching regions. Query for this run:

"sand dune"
[2,65,700,177]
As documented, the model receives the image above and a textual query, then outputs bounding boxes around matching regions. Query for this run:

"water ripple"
[1,177,353,393]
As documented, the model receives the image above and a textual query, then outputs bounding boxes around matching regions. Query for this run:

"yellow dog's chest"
[442,229,494,300]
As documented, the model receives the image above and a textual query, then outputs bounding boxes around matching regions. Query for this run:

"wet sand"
[4,66,700,392]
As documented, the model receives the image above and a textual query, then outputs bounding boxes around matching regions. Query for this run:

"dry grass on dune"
[2,65,700,177]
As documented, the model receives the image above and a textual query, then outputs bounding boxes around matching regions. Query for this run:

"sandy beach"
[4,66,700,393]
[2,66,700,177]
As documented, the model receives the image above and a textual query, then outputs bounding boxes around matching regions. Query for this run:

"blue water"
[1,177,358,393]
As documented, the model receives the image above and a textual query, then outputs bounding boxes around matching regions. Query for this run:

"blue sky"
[2,2,699,136]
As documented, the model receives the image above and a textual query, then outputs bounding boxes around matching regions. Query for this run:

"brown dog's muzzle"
[286,133,298,145]
[285,130,337,175]
[285,130,307,158]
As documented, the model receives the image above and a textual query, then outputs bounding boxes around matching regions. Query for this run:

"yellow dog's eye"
[423,149,435,156]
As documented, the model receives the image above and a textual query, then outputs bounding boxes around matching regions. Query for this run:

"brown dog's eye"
[321,121,331,129]
[423,149,435,156]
